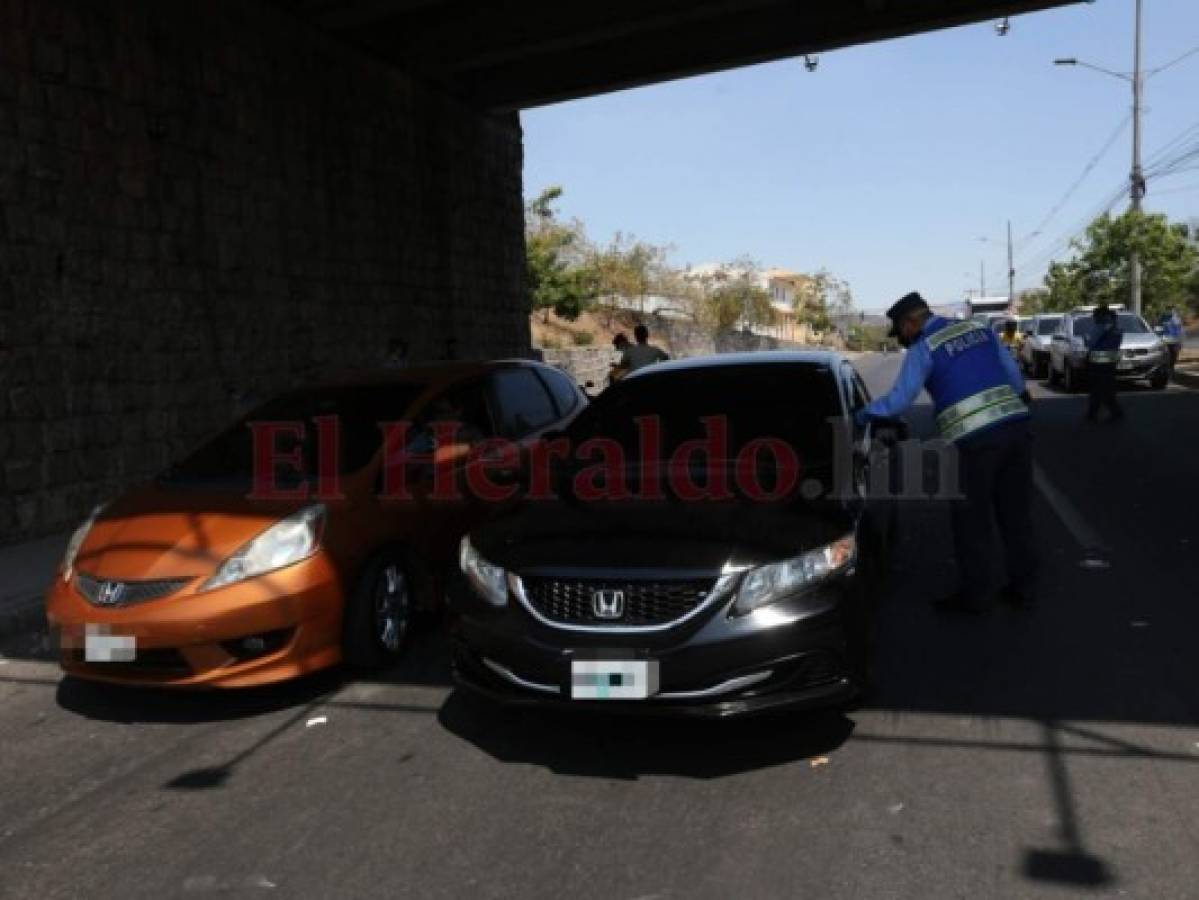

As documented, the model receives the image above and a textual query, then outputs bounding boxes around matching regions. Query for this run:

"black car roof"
[624,350,844,380]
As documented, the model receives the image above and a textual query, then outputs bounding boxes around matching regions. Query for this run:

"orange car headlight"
[202,504,326,592]
[61,505,103,582]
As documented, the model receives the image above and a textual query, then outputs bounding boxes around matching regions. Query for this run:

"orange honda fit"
[45,360,586,688]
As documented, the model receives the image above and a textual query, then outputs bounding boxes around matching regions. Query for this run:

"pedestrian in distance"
[1159,309,1183,369]
[999,319,1021,356]
[608,333,631,385]
[620,324,670,373]
[855,292,1037,613]
[1085,304,1124,423]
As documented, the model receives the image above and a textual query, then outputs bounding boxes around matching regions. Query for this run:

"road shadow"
[438,687,854,780]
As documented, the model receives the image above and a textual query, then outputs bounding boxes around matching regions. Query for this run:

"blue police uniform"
[861,311,1037,609]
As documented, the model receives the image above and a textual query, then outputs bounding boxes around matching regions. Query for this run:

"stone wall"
[0,0,528,544]
[535,348,616,390]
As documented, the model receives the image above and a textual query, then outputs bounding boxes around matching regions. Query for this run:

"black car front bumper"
[446,572,863,718]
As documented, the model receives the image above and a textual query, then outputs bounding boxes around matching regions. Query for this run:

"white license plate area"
[84,628,137,663]
[570,659,659,700]
[1117,359,1134,370]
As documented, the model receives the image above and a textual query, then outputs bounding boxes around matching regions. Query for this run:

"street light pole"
[1007,220,1016,312]
[1054,0,1147,314]
[1130,0,1144,314]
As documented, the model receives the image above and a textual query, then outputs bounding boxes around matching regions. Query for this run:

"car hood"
[72,485,311,581]
[470,493,855,575]
[1119,333,1162,350]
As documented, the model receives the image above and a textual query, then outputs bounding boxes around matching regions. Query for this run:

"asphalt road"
[3,354,1199,899]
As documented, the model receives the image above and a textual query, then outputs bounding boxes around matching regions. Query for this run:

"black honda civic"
[445,351,900,717]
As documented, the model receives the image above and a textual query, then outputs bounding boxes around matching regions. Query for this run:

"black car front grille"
[520,576,718,628]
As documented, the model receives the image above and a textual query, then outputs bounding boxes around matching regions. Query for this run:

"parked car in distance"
[1019,314,1063,378]
[447,351,901,718]
[1046,309,1170,392]
[45,361,587,688]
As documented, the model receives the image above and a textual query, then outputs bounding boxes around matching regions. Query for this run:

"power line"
[1015,114,1131,253]
[1147,42,1199,78]
[1014,182,1128,289]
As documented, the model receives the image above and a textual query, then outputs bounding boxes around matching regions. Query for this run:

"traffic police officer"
[856,292,1037,612]
[1085,303,1124,423]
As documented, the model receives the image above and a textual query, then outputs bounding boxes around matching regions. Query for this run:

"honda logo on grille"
[95,581,126,607]
[591,589,625,620]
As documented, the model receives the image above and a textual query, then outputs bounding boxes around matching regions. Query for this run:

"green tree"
[847,322,892,351]
[697,257,776,331]
[592,233,670,314]
[525,186,598,322]
[1016,288,1052,315]
[1043,211,1198,320]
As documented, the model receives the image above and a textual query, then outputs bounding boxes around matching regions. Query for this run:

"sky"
[521,0,1199,312]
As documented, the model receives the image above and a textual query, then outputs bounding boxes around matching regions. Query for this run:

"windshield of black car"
[162,384,425,485]
[1037,319,1061,335]
[566,364,841,464]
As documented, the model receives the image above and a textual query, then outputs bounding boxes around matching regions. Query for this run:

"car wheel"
[1046,358,1060,386]
[1150,371,1169,390]
[1063,362,1076,393]
[343,551,414,670]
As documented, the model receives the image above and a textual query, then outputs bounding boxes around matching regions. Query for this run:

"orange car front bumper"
[45,554,346,688]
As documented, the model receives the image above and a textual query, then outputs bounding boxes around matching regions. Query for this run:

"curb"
[0,595,46,638]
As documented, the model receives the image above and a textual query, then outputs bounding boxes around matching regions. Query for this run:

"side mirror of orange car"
[433,443,471,467]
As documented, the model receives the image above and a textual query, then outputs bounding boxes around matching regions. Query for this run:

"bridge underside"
[274,0,1081,110]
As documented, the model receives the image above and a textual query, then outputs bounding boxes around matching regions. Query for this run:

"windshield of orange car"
[160,384,426,486]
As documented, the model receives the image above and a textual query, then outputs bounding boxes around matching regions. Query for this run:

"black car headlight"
[732,535,856,616]
[458,537,508,607]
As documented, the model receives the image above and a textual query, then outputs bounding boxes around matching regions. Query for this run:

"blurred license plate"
[570,659,659,700]
[1118,359,1133,370]
[84,628,136,663]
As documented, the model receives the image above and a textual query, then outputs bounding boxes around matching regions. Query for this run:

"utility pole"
[1055,0,1150,314]
[1130,0,1145,314]
[1007,220,1016,312]
[980,260,986,299]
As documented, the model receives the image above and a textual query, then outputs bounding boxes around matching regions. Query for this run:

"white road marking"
[1033,463,1108,555]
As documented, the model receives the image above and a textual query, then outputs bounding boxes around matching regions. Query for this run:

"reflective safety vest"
[922,317,1030,443]
[1087,323,1123,365]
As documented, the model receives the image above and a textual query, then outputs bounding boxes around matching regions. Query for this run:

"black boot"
[1000,584,1035,610]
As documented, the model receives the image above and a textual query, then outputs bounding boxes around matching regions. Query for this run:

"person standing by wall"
[621,324,670,373]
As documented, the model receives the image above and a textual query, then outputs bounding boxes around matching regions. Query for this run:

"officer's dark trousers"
[952,419,1038,603]
[1086,362,1122,420]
